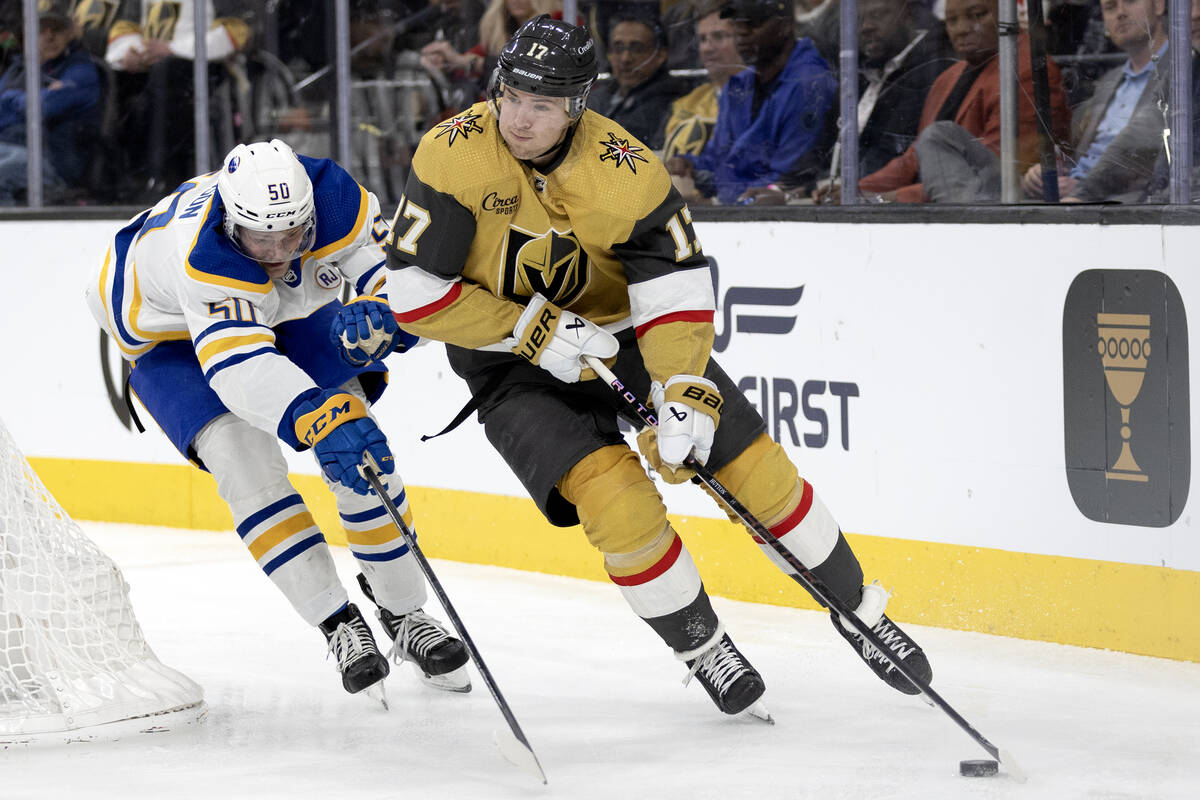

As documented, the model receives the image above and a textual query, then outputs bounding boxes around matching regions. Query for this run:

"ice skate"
[833,582,932,696]
[319,603,390,695]
[682,632,769,719]
[357,574,471,692]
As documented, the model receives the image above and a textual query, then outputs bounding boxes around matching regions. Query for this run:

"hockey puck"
[959,759,999,777]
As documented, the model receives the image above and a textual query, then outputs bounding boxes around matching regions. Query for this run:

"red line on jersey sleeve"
[635,309,714,339]
[393,281,463,323]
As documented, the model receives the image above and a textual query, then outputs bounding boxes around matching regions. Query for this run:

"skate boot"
[356,573,471,692]
[319,603,390,694]
[832,582,932,696]
[682,631,768,718]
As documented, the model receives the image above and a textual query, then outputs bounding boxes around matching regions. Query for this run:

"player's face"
[237,226,307,276]
[497,85,572,164]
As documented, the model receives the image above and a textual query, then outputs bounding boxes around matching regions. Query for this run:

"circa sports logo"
[598,132,648,173]
[434,111,484,146]
[499,225,589,307]
[482,191,519,215]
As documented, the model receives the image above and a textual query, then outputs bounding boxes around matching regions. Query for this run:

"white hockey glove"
[637,375,722,484]
[507,293,618,383]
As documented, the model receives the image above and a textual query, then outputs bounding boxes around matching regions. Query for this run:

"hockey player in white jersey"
[86,139,469,698]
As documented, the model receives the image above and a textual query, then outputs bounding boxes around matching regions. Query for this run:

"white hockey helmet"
[217,139,316,262]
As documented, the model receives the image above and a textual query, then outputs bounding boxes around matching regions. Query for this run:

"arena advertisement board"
[2,218,1197,575]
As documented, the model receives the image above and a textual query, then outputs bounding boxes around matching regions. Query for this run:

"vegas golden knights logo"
[500,227,589,305]
[72,0,118,33]
[145,1,182,41]
[664,118,713,159]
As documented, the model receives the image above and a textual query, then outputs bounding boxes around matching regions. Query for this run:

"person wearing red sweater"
[849,0,1071,203]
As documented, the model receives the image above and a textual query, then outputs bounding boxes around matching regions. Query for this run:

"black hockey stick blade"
[359,465,548,784]
[582,356,1015,770]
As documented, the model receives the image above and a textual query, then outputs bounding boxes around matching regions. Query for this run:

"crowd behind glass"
[0,0,1195,208]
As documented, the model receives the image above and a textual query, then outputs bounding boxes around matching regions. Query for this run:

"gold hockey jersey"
[384,102,716,381]
[662,83,719,160]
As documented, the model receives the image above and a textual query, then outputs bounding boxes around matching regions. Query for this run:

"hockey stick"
[583,356,1023,777]
[359,465,548,784]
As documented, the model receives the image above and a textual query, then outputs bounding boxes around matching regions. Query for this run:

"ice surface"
[3,522,1196,799]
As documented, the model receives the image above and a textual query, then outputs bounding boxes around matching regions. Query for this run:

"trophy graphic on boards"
[1097,313,1151,482]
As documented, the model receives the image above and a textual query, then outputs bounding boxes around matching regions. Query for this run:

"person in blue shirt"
[0,5,99,204]
[665,0,836,204]
[1023,0,1169,202]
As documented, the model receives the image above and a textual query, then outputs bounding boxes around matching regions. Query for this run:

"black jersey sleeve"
[385,168,478,280]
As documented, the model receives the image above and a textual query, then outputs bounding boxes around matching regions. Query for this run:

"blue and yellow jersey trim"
[185,188,272,294]
[299,155,372,261]
[100,210,190,358]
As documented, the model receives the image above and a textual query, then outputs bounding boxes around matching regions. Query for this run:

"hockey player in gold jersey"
[377,15,934,717]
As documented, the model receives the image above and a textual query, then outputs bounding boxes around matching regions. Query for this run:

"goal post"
[0,419,205,741]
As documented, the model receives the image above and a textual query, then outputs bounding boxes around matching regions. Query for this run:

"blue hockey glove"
[291,390,395,494]
[331,296,415,367]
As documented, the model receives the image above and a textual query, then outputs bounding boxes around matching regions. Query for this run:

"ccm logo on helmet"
[265,210,299,219]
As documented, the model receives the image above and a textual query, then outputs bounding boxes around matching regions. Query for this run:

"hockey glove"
[637,375,722,484]
[292,390,394,495]
[506,293,618,383]
[331,295,418,367]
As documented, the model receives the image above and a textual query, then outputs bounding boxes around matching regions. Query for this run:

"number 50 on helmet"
[489,15,598,120]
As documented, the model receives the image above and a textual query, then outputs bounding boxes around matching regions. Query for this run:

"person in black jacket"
[742,0,953,202]
[585,6,695,151]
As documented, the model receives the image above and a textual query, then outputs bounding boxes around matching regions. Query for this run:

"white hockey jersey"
[86,156,391,441]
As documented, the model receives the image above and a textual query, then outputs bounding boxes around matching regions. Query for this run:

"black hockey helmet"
[490,15,598,119]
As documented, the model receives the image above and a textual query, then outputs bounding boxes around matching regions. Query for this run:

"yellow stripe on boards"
[27,457,1200,663]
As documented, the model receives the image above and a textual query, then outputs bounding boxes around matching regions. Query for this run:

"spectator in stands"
[0,2,99,205]
[105,1,253,200]
[662,0,702,69]
[743,0,954,203]
[824,0,1070,203]
[666,0,837,204]
[419,0,558,100]
[394,0,484,54]
[1025,0,1168,202]
[586,7,695,150]
[1140,0,1200,201]
[662,0,744,159]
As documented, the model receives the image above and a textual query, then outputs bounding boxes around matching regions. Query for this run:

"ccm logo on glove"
[294,392,367,446]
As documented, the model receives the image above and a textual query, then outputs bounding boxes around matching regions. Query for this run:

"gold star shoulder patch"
[434,111,484,147]
[598,132,649,173]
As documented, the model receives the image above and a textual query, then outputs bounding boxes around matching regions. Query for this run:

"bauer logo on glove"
[506,293,618,383]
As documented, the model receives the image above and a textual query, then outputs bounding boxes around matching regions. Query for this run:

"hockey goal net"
[0,419,204,740]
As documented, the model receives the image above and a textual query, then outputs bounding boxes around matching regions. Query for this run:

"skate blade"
[493,728,547,784]
[412,662,472,693]
[743,700,774,724]
[364,680,389,711]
